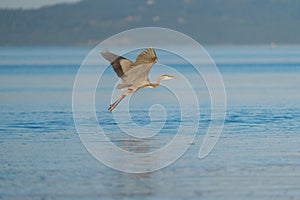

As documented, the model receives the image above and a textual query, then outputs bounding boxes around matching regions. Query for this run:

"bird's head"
[159,74,177,80]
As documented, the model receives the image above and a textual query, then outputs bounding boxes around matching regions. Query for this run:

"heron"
[101,48,176,111]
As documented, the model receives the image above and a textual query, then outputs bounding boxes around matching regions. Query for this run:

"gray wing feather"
[121,63,154,87]
[101,48,157,90]
[101,51,133,77]
[134,48,157,66]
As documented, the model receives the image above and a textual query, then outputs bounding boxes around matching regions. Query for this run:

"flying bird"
[101,48,176,111]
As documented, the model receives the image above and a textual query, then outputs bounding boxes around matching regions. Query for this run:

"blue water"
[1,46,300,199]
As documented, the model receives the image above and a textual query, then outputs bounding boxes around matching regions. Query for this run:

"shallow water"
[1,46,300,199]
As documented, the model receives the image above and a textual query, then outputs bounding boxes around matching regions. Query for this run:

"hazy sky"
[0,0,81,9]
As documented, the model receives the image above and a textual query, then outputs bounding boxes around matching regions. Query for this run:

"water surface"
[1,46,300,199]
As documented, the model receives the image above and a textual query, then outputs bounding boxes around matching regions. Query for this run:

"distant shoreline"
[1,0,300,46]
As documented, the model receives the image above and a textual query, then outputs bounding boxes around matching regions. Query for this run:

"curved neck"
[147,76,163,88]
[154,76,165,87]
[157,76,164,85]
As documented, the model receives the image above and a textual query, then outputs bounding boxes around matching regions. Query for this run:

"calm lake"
[1,46,300,199]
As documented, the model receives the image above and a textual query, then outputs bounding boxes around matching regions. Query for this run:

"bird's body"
[101,48,176,111]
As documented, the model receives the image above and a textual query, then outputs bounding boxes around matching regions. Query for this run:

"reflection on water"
[1,46,300,199]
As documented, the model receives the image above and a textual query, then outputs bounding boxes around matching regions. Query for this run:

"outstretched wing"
[134,48,157,66]
[121,48,158,87]
[101,51,134,77]
[101,48,158,90]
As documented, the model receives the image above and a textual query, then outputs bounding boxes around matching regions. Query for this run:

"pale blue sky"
[0,0,80,9]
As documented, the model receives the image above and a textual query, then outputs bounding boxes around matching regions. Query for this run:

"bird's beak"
[171,75,177,79]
